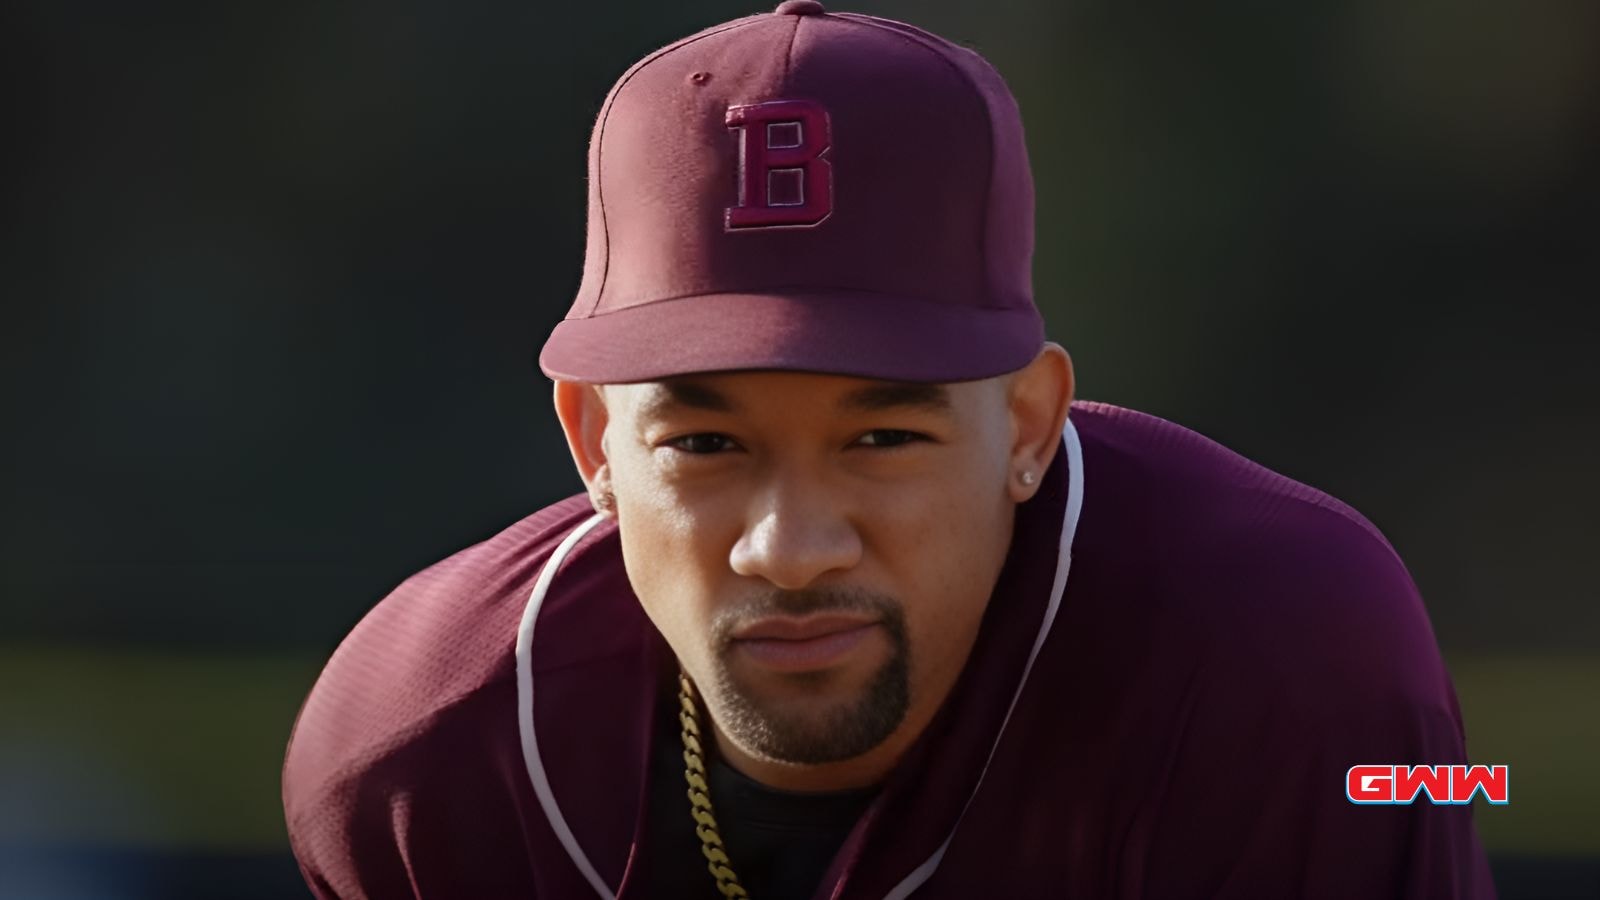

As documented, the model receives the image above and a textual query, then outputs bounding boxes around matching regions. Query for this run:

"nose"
[729,475,864,590]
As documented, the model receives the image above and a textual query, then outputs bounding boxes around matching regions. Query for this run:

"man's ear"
[1006,342,1075,503]
[553,380,616,517]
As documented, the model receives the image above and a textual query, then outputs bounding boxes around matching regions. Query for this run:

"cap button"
[774,0,825,15]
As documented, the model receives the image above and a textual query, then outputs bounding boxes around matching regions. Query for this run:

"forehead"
[606,371,988,421]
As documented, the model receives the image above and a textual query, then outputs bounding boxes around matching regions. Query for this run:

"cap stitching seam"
[781,13,801,88]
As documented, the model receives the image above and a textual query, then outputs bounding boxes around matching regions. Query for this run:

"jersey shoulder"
[288,493,611,761]
[1068,400,1387,548]
[1067,401,1451,711]
[1059,405,1485,900]
[281,494,637,889]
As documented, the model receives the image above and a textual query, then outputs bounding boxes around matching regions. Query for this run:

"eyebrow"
[637,380,738,418]
[637,378,952,418]
[838,382,952,414]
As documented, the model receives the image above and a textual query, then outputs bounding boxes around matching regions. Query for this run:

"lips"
[729,615,883,672]
[731,614,879,642]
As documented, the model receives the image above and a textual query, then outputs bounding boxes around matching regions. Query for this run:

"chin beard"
[705,589,911,765]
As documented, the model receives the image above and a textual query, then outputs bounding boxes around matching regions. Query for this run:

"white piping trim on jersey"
[881,418,1085,900]
[515,420,1085,900]
[516,511,615,900]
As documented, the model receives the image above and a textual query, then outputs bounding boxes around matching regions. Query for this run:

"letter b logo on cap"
[725,100,832,229]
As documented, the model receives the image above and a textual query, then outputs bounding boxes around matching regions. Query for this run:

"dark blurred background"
[3,0,1596,897]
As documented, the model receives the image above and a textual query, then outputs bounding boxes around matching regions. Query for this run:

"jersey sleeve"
[282,496,599,898]
[1138,502,1497,899]
[285,681,540,899]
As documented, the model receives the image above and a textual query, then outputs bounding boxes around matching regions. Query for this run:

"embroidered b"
[725,100,832,229]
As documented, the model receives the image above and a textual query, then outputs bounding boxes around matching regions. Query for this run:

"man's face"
[596,371,1020,768]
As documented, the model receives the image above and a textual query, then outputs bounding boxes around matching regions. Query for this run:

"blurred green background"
[4,0,1596,897]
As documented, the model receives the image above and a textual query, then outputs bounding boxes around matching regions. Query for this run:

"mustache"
[710,587,904,646]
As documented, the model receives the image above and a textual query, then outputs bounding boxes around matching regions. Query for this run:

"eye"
[855,429,928,449]
[662,433,739,454]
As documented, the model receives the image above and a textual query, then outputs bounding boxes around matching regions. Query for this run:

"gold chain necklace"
[679,672,753,899]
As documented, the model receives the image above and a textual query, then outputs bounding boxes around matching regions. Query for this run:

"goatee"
[705,588,910,765]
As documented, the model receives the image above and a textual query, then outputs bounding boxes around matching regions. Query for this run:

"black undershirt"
[639,687,878,899]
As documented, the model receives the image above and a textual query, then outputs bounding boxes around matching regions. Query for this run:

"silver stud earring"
[1019,470,1036,486]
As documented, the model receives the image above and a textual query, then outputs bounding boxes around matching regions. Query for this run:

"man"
[283,3,1497,898]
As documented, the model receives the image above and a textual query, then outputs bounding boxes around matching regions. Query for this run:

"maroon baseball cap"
[538,1,1043,385]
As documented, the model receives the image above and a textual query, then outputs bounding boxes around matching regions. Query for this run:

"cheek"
[866,438,1010,565]
[868,452,1012,680]
[610,454,737,652]
[901,522,1006,660]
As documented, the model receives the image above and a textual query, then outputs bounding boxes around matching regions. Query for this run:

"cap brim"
[538,290,1043,384]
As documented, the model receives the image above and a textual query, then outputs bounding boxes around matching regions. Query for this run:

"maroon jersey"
[283,402,1496,898]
